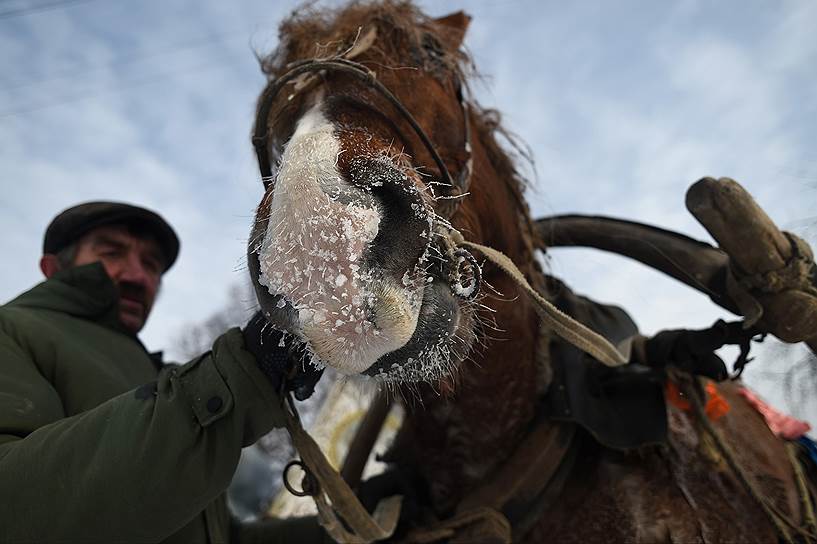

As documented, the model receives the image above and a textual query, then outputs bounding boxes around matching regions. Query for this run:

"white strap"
[455,238,629,367]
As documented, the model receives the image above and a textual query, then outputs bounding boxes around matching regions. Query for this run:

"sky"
[1,0,816,420]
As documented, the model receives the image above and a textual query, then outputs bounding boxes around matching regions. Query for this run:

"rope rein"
[282,395,402,544]
[448,230,629,367]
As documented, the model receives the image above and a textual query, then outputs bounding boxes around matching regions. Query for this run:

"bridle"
[250,53,631,365]
[251,55,478,298]
[251,57,472,215]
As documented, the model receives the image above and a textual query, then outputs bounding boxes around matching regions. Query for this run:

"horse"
[246,1,817,542]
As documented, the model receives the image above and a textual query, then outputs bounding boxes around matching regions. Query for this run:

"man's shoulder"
[0,291,116,353]
[2,291,69,319]
[0,300,76,355]
[1,280,62,326]
[0,298,44,331]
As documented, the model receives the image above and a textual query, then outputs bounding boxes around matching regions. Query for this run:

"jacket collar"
[8,262,133,337]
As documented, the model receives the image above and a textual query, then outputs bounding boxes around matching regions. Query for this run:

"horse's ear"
[433,11,471,50]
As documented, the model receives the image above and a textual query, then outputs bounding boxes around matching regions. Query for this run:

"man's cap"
[43,201,180,271]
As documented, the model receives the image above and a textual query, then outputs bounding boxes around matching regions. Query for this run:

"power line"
[1,30,250,93]
[0,49,239,119]
[0,0,94,20]
[0,4,290,118]
[1,13,282,94]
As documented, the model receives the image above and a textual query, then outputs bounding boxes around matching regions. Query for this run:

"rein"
[281,394,402,544]
[448,231,629,367]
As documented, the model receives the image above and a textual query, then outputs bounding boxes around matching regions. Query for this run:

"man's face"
[71,225,164,333]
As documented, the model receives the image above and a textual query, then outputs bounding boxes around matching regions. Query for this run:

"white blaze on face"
[256,103,424,373]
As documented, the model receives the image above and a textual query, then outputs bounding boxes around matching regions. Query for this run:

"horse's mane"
[258,0,539,249]
[260,1,469,83]
[470,106,541,254]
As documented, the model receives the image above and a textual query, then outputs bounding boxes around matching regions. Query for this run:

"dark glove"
[241,311,324,400]
[644,321,731,381]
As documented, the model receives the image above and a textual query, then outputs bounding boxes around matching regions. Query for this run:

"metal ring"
[451,247,482,300]
[282,460,320,497]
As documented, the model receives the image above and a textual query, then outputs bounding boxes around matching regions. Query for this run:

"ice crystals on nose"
[254,105,428,374]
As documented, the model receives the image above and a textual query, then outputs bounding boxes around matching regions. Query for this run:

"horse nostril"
[347,158,432,280]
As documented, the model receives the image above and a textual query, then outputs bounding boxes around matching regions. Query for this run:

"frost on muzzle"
[249,105,435,375]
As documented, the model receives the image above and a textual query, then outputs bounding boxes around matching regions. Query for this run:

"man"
[0,201,327,543]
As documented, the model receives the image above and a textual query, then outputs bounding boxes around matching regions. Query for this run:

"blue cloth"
[797,435,817,467]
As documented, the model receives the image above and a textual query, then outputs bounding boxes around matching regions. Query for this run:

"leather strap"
[398,507,512,544]
[283,395,402,543]
[450,233,629,367]
[457,422,575,513]
[457,421,578,541]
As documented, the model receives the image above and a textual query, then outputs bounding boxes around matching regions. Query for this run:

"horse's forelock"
[260,1,471,84]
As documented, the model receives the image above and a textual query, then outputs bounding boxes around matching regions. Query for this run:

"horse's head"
[248,3,539,389]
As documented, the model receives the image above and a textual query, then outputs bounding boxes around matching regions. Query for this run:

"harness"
[254,53,817,543]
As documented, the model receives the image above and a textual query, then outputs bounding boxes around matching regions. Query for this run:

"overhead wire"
[0,0,94,20]
[1,22,276,93]
[0,47,240,119]
[0,12,285,119]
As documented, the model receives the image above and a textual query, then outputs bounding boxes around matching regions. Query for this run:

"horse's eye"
[453,75,464,102]
[422,33,445,60]
[269,145,283,168]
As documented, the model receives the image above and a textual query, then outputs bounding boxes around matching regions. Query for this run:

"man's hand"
[241,311,324,400]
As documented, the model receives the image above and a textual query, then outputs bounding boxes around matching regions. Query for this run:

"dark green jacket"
[0,263,326,543]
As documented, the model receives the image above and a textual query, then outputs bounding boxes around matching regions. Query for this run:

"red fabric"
[665,380,730,421]
[738,386,811,440]
[703,382,730,421]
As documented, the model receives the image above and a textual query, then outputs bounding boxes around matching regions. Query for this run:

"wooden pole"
[686,177,817,347]
[340,391,391,490]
